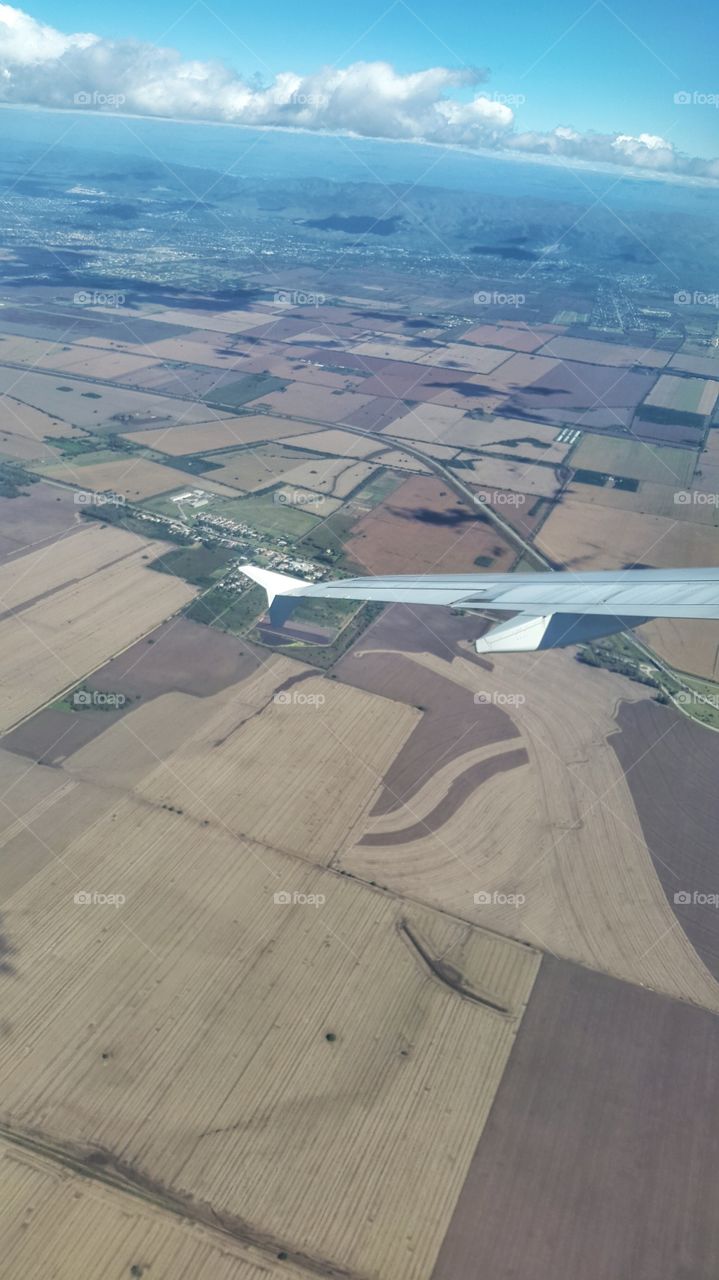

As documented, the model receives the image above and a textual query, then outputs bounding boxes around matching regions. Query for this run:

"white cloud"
[0,4,716,181]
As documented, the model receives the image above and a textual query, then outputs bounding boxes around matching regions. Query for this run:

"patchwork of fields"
[1,283,719,1280]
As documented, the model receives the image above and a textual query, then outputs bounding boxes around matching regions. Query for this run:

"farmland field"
[0,523,195,729]
[335,607,719,1010]
[0,652,540,1280]
[346,475,517,573]
[570,434,698,486]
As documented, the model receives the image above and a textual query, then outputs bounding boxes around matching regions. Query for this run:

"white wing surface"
[240,564,719,653]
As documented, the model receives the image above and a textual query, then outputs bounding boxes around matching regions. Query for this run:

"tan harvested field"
[124,414,311,453]
[537,497,719,569]
[460,455,557,499]
[374,449,431,474]
[132,335,250,368]
[489,351,560,387]
[384,402,468,443]
[430,383,506,414]
[0,333,62,363]
[259,382,375,422]
[348,335,436,362]
[1,397,76,444]
[566,477,719,523]
[668,350,719,376]
[132,670,419,862]
[0,653,540,1279]
[0,399,79,465]
[463,453,561,499]
[430,416,572,462]
[336,628,719,1011]
[0,366,218,430]
[461,323,549,352]
[640,617,719,679]
[198,445,321,492]
[420,343,512,375]
[31,345,161,380]
[39,456,231,501]
[288,427,384,457]
[0,523,195,730]
[280,457,378,497]
[141,307,272,331]
[260,357,369,390]
[538,335,673,368]
[0,1141,310,1280]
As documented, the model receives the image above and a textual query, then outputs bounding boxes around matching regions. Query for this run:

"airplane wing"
[240,564,719,653]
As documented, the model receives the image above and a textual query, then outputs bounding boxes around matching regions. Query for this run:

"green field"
[352,468,405,508]
[149,544,237,587]
[571,436,698,487]
[203,373,287,408]
[213,492,321,537]
[185,583,266,633]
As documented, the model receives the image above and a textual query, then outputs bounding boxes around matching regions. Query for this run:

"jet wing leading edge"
[240,565,719,653]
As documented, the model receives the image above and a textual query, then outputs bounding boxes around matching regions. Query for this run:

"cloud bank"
[1,4,716,181]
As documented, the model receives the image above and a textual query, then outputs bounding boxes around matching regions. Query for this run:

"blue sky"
[28,0,718,157]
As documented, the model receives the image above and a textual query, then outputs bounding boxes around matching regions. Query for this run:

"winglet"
[240,564,309,605]
[239,564,309,627]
